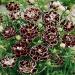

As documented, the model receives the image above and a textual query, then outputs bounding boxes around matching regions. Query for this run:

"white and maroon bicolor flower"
[61,20,74,31]
[1,56,16,68]
[2,26,16,39]
[19,60,36,73]
[23,7,41,22]
[6,2,20,12]
[29,45,51,61]
[12,41,29,57]
[49,1,61,9]
[49,1,65,12]
[43,11,59,24]
[62,34,75,47]
[20,23,38,42]
[43,25,58,47]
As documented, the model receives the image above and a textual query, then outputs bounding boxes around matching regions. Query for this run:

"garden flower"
[62,34,75,47]
[43,11,59,24]
[61,20,74,31]
[12,41,29,57]
[2,26,16,38]
[20,23,38,42]
[6,2,20,12]
[29,45,50,61]
[23,7,41,22]
[19,60,36,73]
[1,56,16,68]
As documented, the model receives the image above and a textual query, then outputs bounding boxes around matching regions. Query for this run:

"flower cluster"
[0,1,75,74]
